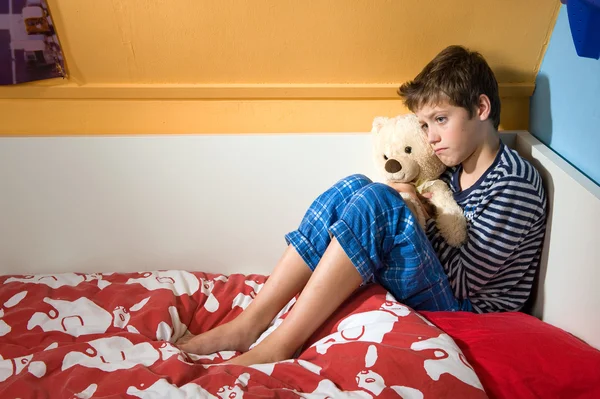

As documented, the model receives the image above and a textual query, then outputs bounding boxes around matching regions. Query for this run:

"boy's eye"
[436,116,447,123]
[420,123,428,131]
[383,155,388,160]
[405,146,412,154]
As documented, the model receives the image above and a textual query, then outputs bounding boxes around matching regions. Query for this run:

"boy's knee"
[348,182,407,214]
[327,174,373,199]
[358,182,401,201]
[336,174,372,189]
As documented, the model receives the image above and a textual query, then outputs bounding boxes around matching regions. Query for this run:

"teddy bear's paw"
[421,179,447,194]
[436,212,468,247]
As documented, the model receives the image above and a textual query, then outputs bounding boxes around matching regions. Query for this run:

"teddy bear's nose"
[385,159,402,173]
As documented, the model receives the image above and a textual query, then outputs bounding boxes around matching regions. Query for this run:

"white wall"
[0,134,377,276]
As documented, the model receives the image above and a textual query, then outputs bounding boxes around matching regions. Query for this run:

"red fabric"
[421,311,600,399]
[0,272,488,398]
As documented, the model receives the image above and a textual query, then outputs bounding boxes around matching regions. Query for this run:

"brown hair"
[398,45,501,129]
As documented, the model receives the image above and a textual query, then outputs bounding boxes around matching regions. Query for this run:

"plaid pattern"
[285,174,470,312]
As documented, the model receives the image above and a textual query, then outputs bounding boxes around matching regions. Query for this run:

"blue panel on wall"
[530,6,600,186]
[562,0,600,59]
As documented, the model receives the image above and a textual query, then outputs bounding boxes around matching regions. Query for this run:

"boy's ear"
[477,94,492,121]
[372,116,389,133]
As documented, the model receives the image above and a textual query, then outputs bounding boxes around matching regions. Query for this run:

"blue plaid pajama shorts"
[285,174,471,312]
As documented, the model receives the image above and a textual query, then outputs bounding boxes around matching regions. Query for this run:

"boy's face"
[415,101,485,168]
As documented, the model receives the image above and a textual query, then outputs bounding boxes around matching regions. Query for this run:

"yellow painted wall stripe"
[1,83,533,100]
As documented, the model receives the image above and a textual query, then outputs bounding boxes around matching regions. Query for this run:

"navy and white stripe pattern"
[426,142,547,313]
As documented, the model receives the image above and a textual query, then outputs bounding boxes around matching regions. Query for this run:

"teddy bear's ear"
[371,116,389,134]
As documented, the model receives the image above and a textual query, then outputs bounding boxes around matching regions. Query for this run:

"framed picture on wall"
[0,0,66,85]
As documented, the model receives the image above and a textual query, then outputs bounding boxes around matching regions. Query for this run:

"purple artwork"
[0,0,65,85]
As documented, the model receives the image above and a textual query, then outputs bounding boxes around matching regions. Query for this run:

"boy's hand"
[386,182,435,219]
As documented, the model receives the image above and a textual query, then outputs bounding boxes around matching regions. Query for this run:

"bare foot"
[226,347,282,366]
[175,331,195,346]
[226,338,294,366]
[176,317,262,355]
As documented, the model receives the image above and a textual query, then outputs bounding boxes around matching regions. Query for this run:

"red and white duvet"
[0,271,488,398]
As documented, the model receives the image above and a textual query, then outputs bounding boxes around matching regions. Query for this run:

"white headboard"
[511,132,600,350]
[0,134,377,276]
[0,131,598,349]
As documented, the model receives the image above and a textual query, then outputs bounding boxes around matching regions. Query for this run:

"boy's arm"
[429,175,547,313]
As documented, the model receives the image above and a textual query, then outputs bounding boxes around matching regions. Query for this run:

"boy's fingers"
[386,182,436,218]
[386,181,417,195]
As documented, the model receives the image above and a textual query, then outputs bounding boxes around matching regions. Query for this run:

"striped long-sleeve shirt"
[426,141,547,313]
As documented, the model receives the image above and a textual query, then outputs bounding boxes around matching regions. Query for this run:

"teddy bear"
[371,113,467,247]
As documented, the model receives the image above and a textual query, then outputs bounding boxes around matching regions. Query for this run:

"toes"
[176,342,195,353]
[175,336,205,354]
[175,341,193,352]
[175,333,195,346]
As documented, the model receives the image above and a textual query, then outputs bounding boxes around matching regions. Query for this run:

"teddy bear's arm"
[422,180,468,247]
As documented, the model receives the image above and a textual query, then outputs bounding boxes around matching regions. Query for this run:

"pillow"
[420,311,600,399]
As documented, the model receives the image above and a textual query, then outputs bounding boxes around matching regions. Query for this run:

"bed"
[0,131,599,398]
[0,271,490,398]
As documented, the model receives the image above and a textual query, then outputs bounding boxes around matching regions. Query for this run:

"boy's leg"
[376,210,461,312]
[332,182,459,311]
[284,174,373,272]
[229,183,459,366]
[177,245,312,354]
[177,174,372,355]
[228,237,362,366]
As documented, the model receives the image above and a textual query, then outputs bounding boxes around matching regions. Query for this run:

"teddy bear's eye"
[404,146,412,154]
[383,155,388,161]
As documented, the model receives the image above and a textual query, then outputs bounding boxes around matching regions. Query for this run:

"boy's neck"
[460,127,501,190]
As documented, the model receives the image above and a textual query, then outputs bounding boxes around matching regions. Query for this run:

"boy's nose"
[427,130,440,144]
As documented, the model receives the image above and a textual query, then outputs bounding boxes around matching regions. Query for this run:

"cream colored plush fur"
[372,114,467,247]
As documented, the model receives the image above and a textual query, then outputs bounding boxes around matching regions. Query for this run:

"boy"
[177,45,547,366]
